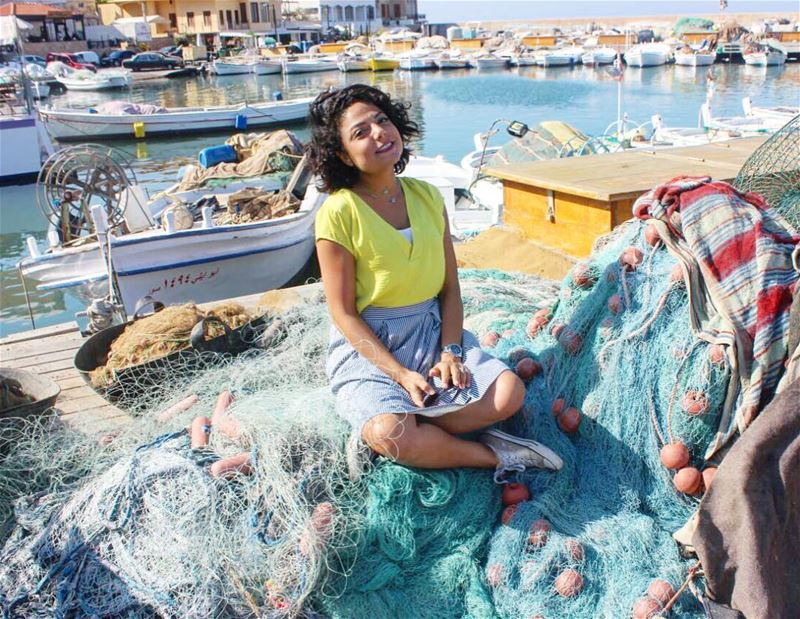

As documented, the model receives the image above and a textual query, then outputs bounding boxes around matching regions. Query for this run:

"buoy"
[516,357,542,381]
[599,317,614,339]
[132,121,145,138]
[702,466,718,490]
[550,322,565,339]
[645,223,661,246]
[502,328,516,338]
[632,596,663,619]
[528,519,551,547]
[620,246,644,270]
[156,393,199,423]
[554,568,583,597]
[670,263,685,285]
[557,407,582,434]
[508,346,531,364]
[572,263,596,289]
[558,329,583,355]
[501,504,518,525]
[647,579,676,606]
[486,563,503,587]
[299,502,337,556]
[502,482,531,505]
[709,344,725,365]
[659,442,690,470]
[673,466,703,495]
[481,331,501,348]
[209,452,252,478]
[190,416,212,449]
[608,294,623,314]
[526,308,551,338]
[551,398,566,417]
[566,538,584,562]
[681,390,709,416]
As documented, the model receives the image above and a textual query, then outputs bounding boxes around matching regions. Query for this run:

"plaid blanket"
[633,176,799,456]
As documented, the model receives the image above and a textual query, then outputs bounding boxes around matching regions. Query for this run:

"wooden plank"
[2,346,77,367]
[0,321,79,346]
[0,333,83,362]
[486,136,767,202]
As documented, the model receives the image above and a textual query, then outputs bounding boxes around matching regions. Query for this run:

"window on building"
[344,6,353,20]
[393,3,401,18]
[260,2,269,23]
[335,5,343,20]
[234,9,239,24]
[226,9,232,27]
[203,10,211,26]
[168,12,177,28]
[239,3,247,23]
[219,10,224,27]
[186,11,195,28]
[381,4,388,18]
[250,2,259,22]
[367,6,375,19]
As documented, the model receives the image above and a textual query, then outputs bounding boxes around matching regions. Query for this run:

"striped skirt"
[326,298,509,436]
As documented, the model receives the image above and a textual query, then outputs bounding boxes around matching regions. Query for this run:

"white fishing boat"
[581,47,617,65]
[743,46,787,66]
[251,60,282,75]
[536,51,574,67]
[282,57,339,74]
[511,53,538,67]
[474,55,508,69]
[742,97,799,124]
[624,43,672,67]
[398,53,436,70]
[57,72,131,91]
[701,102,784,134]
[337,55,369,72]
[674,48,716,66]
[433,51,469,69]
[39,96,315,141]
[212,59,252,75]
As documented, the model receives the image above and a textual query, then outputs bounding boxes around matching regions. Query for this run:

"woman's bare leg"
[362,413,498,469]
[426,370,525,435]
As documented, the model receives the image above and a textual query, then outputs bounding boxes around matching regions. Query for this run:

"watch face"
[443,344,463,357]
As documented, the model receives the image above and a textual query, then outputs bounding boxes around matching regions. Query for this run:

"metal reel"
[36,144,137,243]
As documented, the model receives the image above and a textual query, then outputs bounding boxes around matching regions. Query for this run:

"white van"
[72,51,101,66]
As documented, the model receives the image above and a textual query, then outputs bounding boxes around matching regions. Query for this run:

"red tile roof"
[0,3,74,17]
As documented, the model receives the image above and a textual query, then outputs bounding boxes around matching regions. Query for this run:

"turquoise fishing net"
[0,221,744,618]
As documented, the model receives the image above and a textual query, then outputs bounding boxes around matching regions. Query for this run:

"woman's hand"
[429,352,471,390]
[397,369,436,408]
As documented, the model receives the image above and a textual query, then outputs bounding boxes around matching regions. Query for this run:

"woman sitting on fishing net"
[308,84,563,481]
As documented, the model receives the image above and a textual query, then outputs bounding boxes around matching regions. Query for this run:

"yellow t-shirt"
[315,177,446,313]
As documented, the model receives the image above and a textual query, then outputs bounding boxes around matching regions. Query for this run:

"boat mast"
[12,16,35,115]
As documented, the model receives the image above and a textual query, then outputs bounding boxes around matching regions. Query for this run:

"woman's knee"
[494,371,526,420]
[361,414,419,462]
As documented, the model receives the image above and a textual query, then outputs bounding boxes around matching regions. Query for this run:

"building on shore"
[98,0,323,46]
[377,0,420,28]
[0,1,88,42]
[292,0,381,36]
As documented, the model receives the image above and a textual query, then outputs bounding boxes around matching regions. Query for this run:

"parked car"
[100,49,137,67]
[122,52,183,71]
[73,51,101,66]
[45,52,97,72]
[22,55,47,67]
[159,45,183,58]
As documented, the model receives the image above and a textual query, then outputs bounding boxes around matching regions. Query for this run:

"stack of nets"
[0,210,794,617]
[89,302,252,389]
[215,189,301,225]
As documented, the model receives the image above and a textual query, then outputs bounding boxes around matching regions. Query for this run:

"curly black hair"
[306,84,420,193]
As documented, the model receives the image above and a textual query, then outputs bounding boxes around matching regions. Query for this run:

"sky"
[417,1,799,23]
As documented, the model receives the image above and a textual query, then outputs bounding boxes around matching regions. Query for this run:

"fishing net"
[733,114,800,231]
[1,208,794,617]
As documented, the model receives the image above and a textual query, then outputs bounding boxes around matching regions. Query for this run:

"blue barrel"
[234,114,248,130]
[198,144,237,168]
[273,90,283,101]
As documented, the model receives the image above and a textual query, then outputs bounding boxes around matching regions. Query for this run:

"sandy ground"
[454,226,575,281]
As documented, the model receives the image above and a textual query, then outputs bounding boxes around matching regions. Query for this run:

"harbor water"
[1,62,798,336]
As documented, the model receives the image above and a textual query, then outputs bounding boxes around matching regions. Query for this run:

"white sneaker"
[480,429,563,483]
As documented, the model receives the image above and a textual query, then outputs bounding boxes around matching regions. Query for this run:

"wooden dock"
[486,136,767,258]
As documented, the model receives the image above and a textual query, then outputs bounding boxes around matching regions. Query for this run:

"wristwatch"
[441,343,463,359]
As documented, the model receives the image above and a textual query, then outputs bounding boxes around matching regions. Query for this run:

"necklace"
[358,180,402,205]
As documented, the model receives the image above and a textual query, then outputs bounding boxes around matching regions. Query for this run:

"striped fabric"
[326,298,509,437]
[634,176,799,454]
